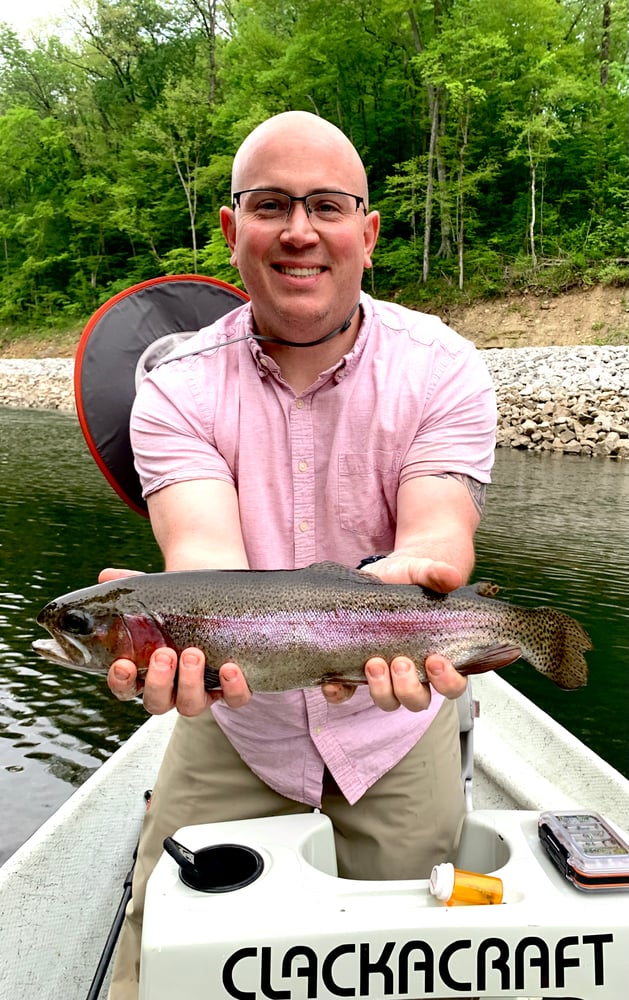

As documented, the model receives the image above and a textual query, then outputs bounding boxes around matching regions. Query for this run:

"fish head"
[32,582,169,677]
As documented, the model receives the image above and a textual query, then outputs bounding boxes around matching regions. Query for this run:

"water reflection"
[0,409,627,865]
[474,448,629,781]
[0,408,162,863]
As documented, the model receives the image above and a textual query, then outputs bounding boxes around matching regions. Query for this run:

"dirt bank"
[0,285,626,358]
[443,284,628,350]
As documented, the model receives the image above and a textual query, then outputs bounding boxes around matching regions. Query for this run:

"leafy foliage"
[0,0,626,329]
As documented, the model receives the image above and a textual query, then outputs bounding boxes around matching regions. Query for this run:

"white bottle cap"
[430,862,455,901]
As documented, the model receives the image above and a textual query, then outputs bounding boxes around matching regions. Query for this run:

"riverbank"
[486,345,628,459]
[0,344,627,458]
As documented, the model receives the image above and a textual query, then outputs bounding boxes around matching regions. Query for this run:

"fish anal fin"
[455,644,522,676]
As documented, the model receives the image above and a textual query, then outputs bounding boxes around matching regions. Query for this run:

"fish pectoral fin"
[455,644,522,675]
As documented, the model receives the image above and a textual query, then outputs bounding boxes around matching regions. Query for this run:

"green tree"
[0,0,626,327]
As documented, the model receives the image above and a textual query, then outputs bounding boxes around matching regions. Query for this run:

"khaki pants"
[109,699,464,1000]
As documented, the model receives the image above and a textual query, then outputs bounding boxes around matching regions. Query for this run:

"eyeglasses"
[232,189,367,226]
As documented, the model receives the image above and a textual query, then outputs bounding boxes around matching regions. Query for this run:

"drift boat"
[2,279,627,998]
[1,672,628,1000]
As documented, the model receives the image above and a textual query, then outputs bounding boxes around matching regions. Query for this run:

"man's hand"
[107,646,253,716]
[363,554,463,592]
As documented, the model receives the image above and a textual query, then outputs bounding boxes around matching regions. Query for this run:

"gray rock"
[1,344,628,459]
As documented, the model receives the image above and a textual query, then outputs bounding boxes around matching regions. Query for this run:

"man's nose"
[280,200,319,242]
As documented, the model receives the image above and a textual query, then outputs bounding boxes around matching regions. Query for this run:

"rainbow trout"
[32,562,590,691]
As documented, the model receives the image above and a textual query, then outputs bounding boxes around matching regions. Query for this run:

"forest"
[0,0,627,330]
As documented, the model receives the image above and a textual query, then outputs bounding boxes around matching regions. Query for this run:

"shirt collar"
[243,293,373,383]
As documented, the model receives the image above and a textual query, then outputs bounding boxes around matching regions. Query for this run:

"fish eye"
[61,609,94,635]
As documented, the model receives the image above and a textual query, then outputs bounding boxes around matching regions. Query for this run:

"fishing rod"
[85,789,152,1000]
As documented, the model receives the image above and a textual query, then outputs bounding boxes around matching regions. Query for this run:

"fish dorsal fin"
[304,561,385,586]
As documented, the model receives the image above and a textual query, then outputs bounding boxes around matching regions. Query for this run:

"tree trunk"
[423,85,440,282]
[188,0,220,105]
[436,95,453,259]
[457,107,470,290]
[173,153,199,272]
[528,132,537,269]
[600,1,611,86]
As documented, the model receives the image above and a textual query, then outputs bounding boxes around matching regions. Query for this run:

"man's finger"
[424,654,467,698]
[218,662,252,709]
[175,648,209,716]
[98,567,144,584]
[365,657,400,711]
[390,656,432,711]
[321,681,356,704]
[107,659,140,701]
[142,648,178,715]
[411,561,462,593]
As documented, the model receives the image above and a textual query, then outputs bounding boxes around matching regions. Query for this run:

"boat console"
[140,809,629,999]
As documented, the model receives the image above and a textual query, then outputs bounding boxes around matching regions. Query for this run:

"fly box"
[538,810,629,891]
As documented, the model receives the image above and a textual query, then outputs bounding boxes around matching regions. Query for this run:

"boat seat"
[456,681,476,811]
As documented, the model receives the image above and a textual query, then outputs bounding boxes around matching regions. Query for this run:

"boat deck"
[1,673,627,999]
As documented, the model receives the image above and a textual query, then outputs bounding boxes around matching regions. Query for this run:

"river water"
[1,408,627,864]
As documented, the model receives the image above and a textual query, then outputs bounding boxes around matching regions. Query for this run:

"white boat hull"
[142,809,629,999]
[1,673,627,999]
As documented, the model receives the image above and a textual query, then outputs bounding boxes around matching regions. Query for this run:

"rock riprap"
[1,345,627,458]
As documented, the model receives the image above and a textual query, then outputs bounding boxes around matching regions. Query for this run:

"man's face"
[220,122,379,344]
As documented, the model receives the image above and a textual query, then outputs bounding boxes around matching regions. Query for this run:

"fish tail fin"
[526,607,592,690]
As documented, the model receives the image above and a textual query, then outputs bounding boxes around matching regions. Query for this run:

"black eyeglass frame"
[232,189,367,218]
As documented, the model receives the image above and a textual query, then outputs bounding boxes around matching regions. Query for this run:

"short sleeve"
[399,342,496,486]
[130,360,234,499]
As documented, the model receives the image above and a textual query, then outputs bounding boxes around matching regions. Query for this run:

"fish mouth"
[32,635,92,668]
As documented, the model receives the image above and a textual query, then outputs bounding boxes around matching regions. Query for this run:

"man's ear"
[363,210,380,269]
[220,206,238,266]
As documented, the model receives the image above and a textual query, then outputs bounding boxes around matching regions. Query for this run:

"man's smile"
[273,264,327,277]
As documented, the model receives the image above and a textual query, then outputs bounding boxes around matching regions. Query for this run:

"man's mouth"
[273,265,326,277]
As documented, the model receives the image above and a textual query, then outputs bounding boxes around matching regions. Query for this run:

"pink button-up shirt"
[130,293,496,805]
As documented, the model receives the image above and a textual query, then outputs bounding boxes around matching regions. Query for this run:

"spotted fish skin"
[32,561,591,691]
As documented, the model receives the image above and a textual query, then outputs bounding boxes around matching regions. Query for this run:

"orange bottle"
[430,863,503,906]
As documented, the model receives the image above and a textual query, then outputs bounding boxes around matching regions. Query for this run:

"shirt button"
[295,398,305,409]
[298,460,308,472]
[299,520,309,532]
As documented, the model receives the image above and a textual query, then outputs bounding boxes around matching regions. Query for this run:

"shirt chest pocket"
[337,451,401,538]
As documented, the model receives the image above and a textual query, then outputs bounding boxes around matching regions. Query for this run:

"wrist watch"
[356,555,389,569]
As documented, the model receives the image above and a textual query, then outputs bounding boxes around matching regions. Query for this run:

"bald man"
[106,112,496,998]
